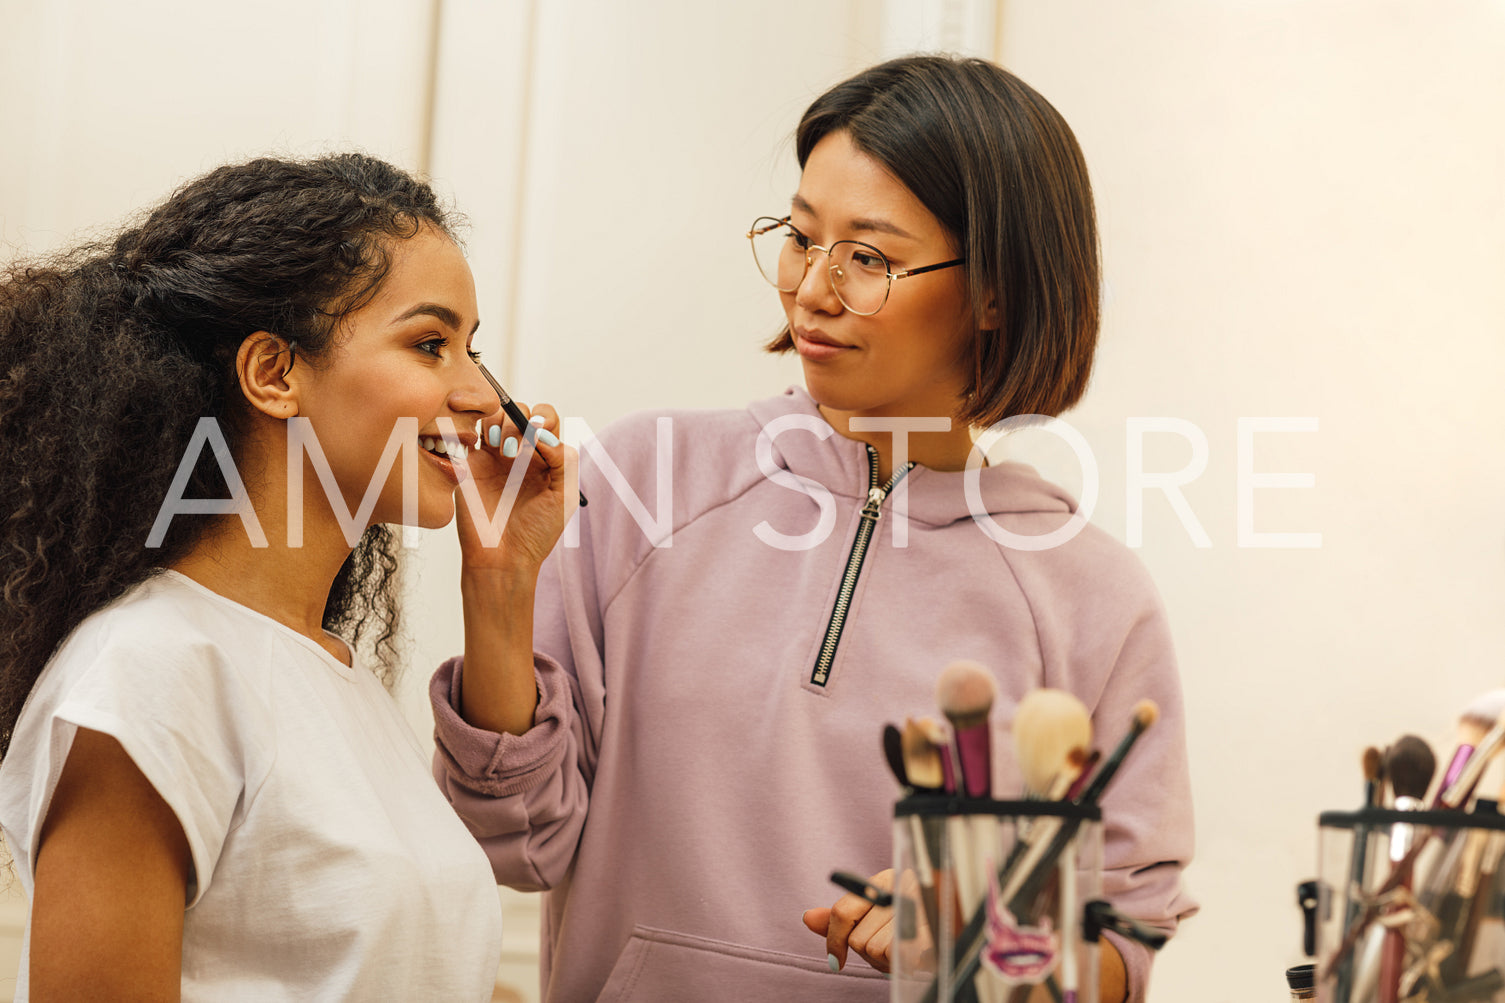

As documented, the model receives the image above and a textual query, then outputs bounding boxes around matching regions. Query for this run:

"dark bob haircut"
[767,54,1101,427]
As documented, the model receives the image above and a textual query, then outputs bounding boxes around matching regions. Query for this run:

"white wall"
[0,0,435,253]
[993,2,1505,993]
[4,2,1505,1000]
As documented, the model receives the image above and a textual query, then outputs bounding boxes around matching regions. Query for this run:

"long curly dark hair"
[0,152,455,757]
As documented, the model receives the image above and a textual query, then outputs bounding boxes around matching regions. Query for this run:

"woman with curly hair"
[0,153,572,999]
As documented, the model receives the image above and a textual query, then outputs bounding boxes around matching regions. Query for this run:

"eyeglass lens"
[749,218,890,315]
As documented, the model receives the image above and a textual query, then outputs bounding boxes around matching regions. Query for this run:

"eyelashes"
[417,337,482,363]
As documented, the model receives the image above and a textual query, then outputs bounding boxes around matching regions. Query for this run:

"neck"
[168,456,362,665]
[817,404,978,482]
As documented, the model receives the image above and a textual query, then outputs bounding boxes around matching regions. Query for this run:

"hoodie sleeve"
[429,414,659,891]
[1084,591,1198,1003]
[429,647,592,891]
[1000,518,1198,1003]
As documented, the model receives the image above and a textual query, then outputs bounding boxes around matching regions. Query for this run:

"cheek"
[945,315,976,361]
[911,290,974,353]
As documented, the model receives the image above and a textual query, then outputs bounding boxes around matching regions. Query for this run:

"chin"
[372,497,456,532]
[800,373,856,412]
[417,501,458,530]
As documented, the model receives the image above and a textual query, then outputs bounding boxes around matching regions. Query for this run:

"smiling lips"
[419,433,473,485]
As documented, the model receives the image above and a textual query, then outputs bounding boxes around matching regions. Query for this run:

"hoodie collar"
[745,387,1077,528]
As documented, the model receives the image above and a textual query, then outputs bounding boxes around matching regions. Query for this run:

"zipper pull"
[861,486,885,522]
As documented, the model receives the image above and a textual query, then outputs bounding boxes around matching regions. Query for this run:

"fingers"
[844,899,894,974]
[526,402,560,435]
[819,869,896,974]
[822,891,869,972]
[480,402,563,462]
[465,399,580,540]
[855,916,894,974]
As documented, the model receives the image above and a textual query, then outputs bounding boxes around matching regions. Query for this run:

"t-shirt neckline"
[156,569,362,681]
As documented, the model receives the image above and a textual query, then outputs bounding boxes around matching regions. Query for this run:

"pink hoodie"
[432,388,1197,1002]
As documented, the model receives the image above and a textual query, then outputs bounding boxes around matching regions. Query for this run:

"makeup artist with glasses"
[435,54,1196,1003]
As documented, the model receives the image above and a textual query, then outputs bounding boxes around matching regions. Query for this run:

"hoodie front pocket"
[597,925,887,1003]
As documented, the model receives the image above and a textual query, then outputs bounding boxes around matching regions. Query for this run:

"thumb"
[801,907,831,936]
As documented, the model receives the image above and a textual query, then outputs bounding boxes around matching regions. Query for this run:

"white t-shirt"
[0,571,502,1001]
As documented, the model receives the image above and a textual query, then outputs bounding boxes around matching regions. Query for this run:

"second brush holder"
[890,797,1103,1003]
[1314,802,1505,1003]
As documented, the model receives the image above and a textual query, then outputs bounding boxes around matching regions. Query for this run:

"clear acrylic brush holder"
[890,797,1103,1003]
[1314,803,1505,1003]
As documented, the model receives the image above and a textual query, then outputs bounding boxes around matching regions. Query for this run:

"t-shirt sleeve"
[17,631,271,907]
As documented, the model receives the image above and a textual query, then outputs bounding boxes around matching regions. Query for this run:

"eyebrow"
[790,194,917,241]
[392,302,480,335]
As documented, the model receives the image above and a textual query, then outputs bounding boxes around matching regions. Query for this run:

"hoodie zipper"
[809,446,914,687]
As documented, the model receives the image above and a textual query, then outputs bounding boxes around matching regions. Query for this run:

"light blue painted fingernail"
[827,953,839,973]
[536,428,560,447]
[487,425,501,448]
[502,436,519,458]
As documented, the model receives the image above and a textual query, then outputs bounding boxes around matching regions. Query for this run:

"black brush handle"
[477,362,587,507]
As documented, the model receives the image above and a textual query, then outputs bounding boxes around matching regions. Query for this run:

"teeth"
[420,436,468,461]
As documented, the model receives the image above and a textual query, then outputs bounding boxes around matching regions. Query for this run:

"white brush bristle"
[1012,688,1091,796]
[1464,689,1505,728]
[935,660,997,718]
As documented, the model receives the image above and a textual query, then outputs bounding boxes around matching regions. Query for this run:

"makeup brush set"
[1309,689,1505,1003]
[869,661,1166,1003]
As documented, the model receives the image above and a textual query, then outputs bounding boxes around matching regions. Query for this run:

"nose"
[793,244,843,314]
[449,357,496,418]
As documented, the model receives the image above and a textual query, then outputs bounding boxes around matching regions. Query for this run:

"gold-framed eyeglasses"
[747,216,965,317]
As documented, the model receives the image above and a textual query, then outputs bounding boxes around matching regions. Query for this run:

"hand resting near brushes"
[801,868,1128,1002]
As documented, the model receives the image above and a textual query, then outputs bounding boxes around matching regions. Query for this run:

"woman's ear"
[236,332,299,419]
